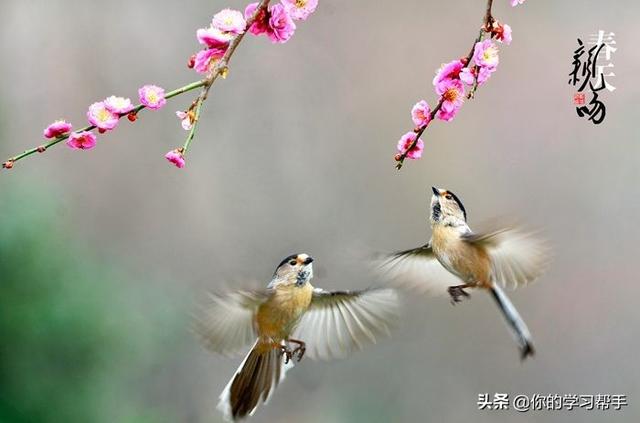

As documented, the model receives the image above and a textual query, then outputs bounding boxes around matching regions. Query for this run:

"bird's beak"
[431,186,441,196]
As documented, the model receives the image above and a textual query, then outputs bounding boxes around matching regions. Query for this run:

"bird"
[195,253,399,420]
[376,187,549,360]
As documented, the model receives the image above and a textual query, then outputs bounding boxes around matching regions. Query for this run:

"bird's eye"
[289,260,297,266]
[445,194,453,200]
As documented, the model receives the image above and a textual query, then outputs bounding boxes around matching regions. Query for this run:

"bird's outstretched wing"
[461,228,550,289]
[194,290,270,356]
[291,288,399,360]
[375,244,460,296]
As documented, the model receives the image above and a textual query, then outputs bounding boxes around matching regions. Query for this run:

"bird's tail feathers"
[489,284,535,360]
[217,339,293,421]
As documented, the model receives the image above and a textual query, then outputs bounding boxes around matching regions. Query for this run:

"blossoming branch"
[395,0,525,170]
[2,0,318,171]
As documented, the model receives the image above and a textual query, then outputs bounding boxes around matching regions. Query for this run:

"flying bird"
[195,253,399,420]
[377,187,549,360]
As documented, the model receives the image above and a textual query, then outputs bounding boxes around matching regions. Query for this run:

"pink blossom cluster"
[170,2,318,169]
[396,39,501,158]
[42,84,166,151]
[396,8,521,164]
[195,9,246,74]
[23,3,320,170]
[394,100,431,160]
[192,1,318,74]
[245,0,317,41]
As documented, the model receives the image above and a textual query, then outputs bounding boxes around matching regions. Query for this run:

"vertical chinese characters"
[568,31,616,124]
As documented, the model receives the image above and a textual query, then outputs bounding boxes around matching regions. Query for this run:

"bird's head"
[430,187,467,226]
[271,253,314,287]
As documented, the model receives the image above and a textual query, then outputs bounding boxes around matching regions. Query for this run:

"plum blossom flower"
[138,85,166,110]
[176,111,194,130]
[194,48,226,74]
[473,39,499,69]
[267,3,296,43]
[245,2,270,35]
[104,96,134,114]
[510,0,525,6]
[66,131,97,150]
[43,120,72,139]
[197,27,234,48]
[478,66,495,84]
[494,23,512,45]
[211,9,246,34]
[433,59,464,87]
[459,66,494,86]
[411,100,432,127]
[165,149,185,168]
[435,79,465,121]
[281,0,318,21]
[87,101,119,130]
[396,132,424,160]
[460,67,474,85]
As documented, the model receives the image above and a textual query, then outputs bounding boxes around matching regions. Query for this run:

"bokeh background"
[1,0,638,422]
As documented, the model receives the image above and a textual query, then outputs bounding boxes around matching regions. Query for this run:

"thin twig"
[395,0,494,170]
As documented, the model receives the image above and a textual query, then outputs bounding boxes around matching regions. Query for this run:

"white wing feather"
[292,288,399,360]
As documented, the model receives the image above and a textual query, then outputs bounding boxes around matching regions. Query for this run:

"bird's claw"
[448,285,470,305]
[292,345,306,362]
[280,345,293,364]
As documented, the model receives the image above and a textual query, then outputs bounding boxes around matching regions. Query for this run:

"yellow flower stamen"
[443,88,458,102]
[97,109,112,122]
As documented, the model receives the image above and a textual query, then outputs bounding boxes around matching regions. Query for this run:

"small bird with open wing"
[376,187,549,360]
[195,253,399,420]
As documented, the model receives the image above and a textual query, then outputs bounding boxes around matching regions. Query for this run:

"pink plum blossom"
[495,23,512,45]
[104,96,134,114]
[477,66,495,84]
[435,79,465,122]
[411,100,432,127]
[459,67,474,85]
[197,27,234,48]
[459,66,494,86]
[87,101,119,130]
[397,132,424,160]
[433,59,464,87]
[267,3,296,43]
[436,108,457,122]
[176,111,193,130]
[211,9,246,34]
[194,48,226,74]
[165,150,185,168]
[245,2,270,35]
[510,0,525,6]
[43,120,72,139]
[66,131,97,150]
[138,85,166,110]
[473,39,499,69]
[281,0,318,21]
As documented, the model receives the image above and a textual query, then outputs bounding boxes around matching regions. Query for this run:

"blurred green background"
[1,0,639,422]
[0,186,188,422]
